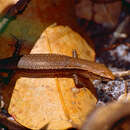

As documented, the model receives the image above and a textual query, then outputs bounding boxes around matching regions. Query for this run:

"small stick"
[0,112,29,130]
[110,16,130,44]
[113,70,130,77]
[101,42,130,51]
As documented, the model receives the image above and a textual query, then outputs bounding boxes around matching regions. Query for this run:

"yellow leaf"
[8,25,97,129]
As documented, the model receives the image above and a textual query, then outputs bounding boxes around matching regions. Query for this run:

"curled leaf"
[81,101,130,130]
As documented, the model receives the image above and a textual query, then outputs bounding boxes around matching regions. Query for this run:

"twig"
[109,16,130,44]
[97,42,130,56]
[113,70,130,77]
[0,112,29,130]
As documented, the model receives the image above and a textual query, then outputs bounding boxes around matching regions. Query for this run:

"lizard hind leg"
[72,74,97,98]
[72,49,97,97]
[73,74,85,88]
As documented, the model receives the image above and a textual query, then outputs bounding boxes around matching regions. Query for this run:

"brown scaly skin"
[0,54,114,80]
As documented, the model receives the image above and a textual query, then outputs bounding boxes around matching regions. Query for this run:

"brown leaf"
[8,25,97,129]
[0,0,90,43]
[75,0,122,27]
[81,101,130,130]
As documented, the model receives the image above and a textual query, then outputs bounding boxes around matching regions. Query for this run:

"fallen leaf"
[0,0,89,44]
[81,101,130,130]
[75,0,122,27]
[0,0,94,113]
[8,25,97,129]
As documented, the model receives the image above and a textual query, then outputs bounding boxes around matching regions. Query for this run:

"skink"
[0,53,115,80]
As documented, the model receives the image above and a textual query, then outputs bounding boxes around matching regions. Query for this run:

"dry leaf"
[0,0,88,43]
[0,0,94,113]
[81,101,130,130]
[8,25,97,129]
[75,0,122,27]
